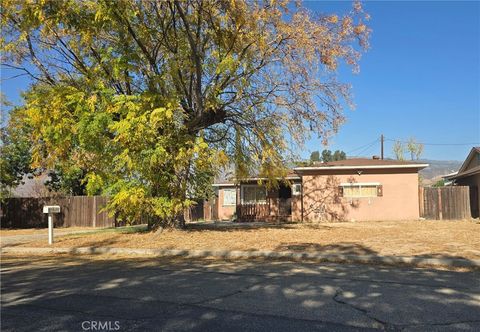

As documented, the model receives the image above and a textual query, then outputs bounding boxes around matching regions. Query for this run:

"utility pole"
[380,134,384,160]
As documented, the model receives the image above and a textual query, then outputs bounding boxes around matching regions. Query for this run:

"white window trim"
[292,183,302,196]
[340,182,381,198]
[241,184,267,204]
[222,188,237,206]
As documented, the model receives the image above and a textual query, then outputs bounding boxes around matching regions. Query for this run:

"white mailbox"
[43,205,61,214]
[43,205,60,245]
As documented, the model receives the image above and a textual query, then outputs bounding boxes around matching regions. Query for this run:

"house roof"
[444,147,480,180]
[318,158,424,166]
[213,173,301,186]
[12,173,52,197]
[442,171,458,179]
[212,158,428,185]
[294,158,429,171]
[447,165,480,180]
[212,182,236,187]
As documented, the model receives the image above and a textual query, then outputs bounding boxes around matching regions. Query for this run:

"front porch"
[236,183,300,222]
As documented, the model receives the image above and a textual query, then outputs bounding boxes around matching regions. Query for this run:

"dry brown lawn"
[0,229,45,236]
[18,220,480,260]
[0,227,96,237]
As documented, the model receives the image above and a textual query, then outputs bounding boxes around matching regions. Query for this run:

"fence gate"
[419,186,471,220]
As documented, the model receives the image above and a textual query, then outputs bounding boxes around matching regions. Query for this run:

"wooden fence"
[419,186,471,220]
[0,196,115,228]
[184,200,214,222]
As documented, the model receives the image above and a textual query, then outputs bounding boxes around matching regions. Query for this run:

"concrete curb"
[2,246,480,269]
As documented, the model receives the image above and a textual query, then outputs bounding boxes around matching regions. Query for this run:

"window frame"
[292,183,302,196]
[241,184,267,204]
[222,188,237,206]
[340,182,382,198]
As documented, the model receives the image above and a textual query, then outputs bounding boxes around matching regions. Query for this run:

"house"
[11,173,53,198]
[444,147,480,218]
[211,158,428,222]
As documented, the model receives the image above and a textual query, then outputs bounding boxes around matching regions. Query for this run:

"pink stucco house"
[211,158,428,222]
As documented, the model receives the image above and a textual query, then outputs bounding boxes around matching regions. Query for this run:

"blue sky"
[304,0,480,161]
[1,1,479,161]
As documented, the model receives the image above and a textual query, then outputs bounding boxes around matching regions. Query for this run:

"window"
[242,185,267,204]
[341,183,382,198]
[292,184,302,196]
[223,189,236,206]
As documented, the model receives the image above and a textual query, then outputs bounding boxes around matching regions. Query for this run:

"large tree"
[309,151,320,162]
[393,141,405,161]
[406,137,424,160]
[332,149,346,161]
[1,0,370,227]
[0,107,32,199]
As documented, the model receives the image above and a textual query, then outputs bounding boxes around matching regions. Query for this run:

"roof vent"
[372,155,380,160]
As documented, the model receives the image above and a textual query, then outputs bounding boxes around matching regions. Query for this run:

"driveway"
[1,255,479,331]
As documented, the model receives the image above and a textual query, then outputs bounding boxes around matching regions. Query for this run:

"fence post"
[437,188,443,220]
[93,196,97,228]
[419,187,424,218]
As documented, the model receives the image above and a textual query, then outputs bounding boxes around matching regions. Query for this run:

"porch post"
[236,183,240,221]
[301,178,304,222]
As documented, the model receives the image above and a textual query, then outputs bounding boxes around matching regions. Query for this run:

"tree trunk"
[147,215,153,231]
[174,212,186,229]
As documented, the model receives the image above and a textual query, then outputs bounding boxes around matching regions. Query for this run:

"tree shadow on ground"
[184,221,299,232]
[275,242,378,255]
[274,242,480,265]
[1,237,122,249]
[1,254,479,331]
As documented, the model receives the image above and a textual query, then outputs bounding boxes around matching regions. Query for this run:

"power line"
[349,139,380,157]
[356,142,379,157]
[346,138,379,155]
[345,135,477,159]
[385,138,479,146]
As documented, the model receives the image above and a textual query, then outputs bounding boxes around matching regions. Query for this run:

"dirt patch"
[17,220,480,260]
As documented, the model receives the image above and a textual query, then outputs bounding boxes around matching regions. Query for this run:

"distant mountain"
[418,159,463,184]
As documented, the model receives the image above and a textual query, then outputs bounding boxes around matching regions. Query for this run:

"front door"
[278,184,292,216]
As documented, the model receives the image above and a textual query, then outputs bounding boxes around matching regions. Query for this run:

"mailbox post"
[43,205,60,245]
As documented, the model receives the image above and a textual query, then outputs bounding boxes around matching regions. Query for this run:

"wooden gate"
[419,186,471,220]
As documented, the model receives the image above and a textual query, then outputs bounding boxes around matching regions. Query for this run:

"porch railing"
[236,203,270,221]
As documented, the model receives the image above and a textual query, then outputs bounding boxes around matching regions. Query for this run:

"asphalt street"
[1,255,479,331]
